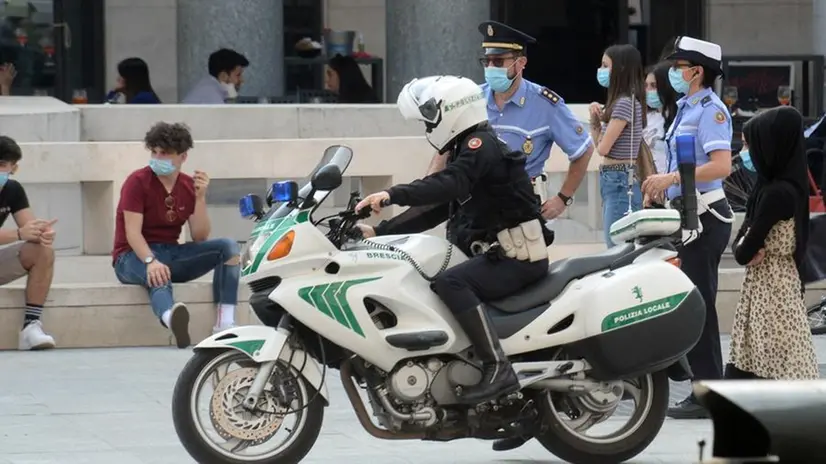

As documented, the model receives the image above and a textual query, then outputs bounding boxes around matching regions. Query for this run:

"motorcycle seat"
[488,243,636,314]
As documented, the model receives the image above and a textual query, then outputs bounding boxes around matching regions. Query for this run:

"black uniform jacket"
[374,126,553,254]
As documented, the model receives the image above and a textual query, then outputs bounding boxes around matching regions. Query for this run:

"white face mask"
[221,82,238,100]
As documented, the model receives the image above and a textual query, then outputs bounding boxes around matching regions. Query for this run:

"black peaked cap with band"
[478,21,537,55]
[667,36,724,77]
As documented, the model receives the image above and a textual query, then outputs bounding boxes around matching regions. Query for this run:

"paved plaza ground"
[2,337,825,463]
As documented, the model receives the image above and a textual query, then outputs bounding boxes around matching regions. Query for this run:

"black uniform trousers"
[433,251,549,315]
[678,199,732,381]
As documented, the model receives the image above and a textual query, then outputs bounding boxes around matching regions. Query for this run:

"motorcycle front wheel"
[172,349,324,464]
[535,369,669,463]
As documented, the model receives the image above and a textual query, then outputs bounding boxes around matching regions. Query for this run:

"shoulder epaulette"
[701,95,713,107]
[540,87,560,105]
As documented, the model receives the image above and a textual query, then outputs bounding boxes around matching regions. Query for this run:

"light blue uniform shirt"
[481,79,593,178]
[665,87,732,200]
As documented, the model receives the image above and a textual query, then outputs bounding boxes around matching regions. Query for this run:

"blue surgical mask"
[149,158,177,176]
[484,67,515,93]
[0,172,8,188]
[646,90,662,109]
[668,68,690,95]
[739,150,755,172]
[596,67,611,88]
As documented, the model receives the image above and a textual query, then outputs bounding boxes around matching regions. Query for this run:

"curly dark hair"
[0,135,22,163]
[144,122,193,154]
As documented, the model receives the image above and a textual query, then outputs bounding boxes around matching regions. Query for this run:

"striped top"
[601,96,644,161]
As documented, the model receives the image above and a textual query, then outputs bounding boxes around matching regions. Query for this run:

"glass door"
[0,0,104,102]
[53,0,105,102]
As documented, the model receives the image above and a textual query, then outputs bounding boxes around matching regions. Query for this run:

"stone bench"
[0,282,253,350]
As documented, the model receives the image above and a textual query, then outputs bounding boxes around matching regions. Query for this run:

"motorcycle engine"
[387,358,482,405]
[387,361,434,403]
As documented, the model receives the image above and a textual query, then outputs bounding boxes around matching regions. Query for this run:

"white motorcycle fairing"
[194,325,329,401]
[237,192,702,391]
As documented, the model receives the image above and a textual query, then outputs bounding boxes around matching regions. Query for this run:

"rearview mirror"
[239,194,264,219]
[311,164,343,192]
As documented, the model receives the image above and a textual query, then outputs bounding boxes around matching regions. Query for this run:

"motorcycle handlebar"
[354,199,390,219]
[355,206,373,219]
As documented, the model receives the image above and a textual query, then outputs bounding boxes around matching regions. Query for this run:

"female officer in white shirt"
[642,36,735,420]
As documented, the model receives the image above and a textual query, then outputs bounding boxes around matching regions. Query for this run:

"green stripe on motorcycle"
[245,210,311,276]
[601,292,689,332]
[298,278,380,337]
[228,339,265,356]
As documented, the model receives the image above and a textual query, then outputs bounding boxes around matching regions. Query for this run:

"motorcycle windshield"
[241,145,353,276]
[262,144,354,221]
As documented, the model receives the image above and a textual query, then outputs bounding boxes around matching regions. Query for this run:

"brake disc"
[209,367,286,444]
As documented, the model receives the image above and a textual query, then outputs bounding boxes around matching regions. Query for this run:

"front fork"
[242,314,293,409]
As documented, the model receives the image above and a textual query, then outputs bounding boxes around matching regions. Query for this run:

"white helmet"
[396,75,488,152]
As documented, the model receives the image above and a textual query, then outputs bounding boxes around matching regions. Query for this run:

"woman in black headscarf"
[726,106,818,380]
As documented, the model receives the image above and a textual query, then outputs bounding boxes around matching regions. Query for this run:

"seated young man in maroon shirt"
[112,122,240,348]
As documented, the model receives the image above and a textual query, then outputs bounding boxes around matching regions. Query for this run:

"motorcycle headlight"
[241,231,272,270]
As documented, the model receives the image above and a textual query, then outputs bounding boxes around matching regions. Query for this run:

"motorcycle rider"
[356,75,553,405]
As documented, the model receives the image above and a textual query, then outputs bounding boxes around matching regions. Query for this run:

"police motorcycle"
[170,139,707,464]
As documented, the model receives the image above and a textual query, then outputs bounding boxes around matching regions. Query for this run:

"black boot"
[666,394,709,419]
[455,305,520,405]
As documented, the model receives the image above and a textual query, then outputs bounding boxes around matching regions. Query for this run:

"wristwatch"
[144,256,155,265]
[557,192,574,206]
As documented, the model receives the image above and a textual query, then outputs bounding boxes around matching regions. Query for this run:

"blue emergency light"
[238,194,262,219]
[271,181,298,203]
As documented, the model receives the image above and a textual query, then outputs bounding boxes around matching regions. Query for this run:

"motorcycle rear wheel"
[172,349,324,464]
[535,369,669,463]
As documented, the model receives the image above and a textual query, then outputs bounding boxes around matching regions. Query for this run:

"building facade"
[0,0,821,104]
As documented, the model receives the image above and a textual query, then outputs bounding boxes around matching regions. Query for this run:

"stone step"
[1,269,823,351]
[0,282,254,350]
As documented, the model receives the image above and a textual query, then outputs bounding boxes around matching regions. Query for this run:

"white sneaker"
[212,323,236,335]
[168,303,191,349]
[19,321,56,351]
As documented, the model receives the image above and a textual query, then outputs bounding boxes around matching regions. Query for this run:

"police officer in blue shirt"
[478,21,594,454]
[642,36,735,419]
[478,21,594,220]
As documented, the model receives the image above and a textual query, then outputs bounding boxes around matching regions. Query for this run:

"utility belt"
[665,188,734,224]
[665,188,734,245]
[531,173,549,204]
[469,219,549,262]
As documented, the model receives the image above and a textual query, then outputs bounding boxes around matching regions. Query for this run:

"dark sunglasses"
[478,55,518,68]
[164,194,177,222]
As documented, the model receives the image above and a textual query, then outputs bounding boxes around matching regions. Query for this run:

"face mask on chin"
[484,65,517,93]
[0,171,9,188]
[221,82,238,101]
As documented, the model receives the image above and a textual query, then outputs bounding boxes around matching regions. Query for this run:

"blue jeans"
[600,169,643,247]
[114,238,241,319]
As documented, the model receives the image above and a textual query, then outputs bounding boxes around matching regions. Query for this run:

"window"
[284,0,322,93]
